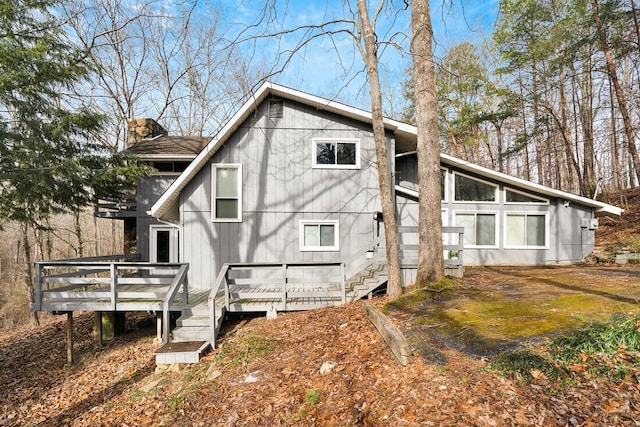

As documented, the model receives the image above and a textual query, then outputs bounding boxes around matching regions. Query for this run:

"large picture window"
[299,220,339,251]
[506,213,546,247]
[212,164,242,222]
[454,173,497,202]
[455,212,497,246]
[312,138,360,169]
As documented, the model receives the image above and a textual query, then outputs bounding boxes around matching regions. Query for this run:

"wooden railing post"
[34,263,42,311]
[282,264,287,310]
[340,263,346,304]
[110,263,117,311]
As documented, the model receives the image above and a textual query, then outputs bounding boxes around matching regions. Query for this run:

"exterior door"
[150,225,179,263]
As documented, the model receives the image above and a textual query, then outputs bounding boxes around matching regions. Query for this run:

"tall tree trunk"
[356,0,403,299]
[74,210,84,258]
[609,77,622,192]
[21,224,40,326]
[411,0,444,286]
[591,0,640,185]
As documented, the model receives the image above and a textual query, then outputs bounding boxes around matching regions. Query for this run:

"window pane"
[441,169,446,201]
[455,175,496,202]
[319,224,335,246]
[506,190,544,203]
[336,143,356,165]
[156,230,170,262]
[216,199,238,219]
[304,224,318,247]
[455,214,475,245]
[216,168,238,198]
[316,143,335,165]
[527,215,545,246]
[506,215,525,246]
[476,214,496,246]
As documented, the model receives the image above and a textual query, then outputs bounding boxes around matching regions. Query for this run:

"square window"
[212,164,242,222]
[506,213,546,247]
[313,139,360,169]
[455,212,497,246]
[300,221,339,251]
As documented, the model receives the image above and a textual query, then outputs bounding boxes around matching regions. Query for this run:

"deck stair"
[156,295,226,364]
[345,261,387,301]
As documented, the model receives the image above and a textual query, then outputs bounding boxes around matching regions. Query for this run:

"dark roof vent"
[269,100,284,119]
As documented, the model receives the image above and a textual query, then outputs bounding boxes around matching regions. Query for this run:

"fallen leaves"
[1,302,640,426]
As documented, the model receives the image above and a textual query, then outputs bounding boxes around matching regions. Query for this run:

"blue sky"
[215,0,500,114]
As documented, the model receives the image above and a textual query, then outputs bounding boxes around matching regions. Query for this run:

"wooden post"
[66,311,74,364]
[93,311,103,348]
[156,311,163,343]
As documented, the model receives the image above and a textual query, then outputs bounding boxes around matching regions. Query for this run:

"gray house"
[33,82,621,362]
[148,82,620,282]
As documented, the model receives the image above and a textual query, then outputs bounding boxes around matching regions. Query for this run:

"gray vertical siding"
[136,175,177,261]
[180,98,383,288]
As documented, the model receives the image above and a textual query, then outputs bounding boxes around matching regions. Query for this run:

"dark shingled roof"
[122,135,210,156]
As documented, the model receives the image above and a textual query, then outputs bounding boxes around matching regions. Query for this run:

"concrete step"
[171,326,210,342]
[155,341,210,364]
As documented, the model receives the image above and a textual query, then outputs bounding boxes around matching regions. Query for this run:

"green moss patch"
[385,266,640,358]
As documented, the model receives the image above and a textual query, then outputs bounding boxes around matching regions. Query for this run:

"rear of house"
[32,82,622,361]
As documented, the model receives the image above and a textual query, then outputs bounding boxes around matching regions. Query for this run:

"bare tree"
[355,0,403,298]
[62,0,259,145]
[590,0,640,186]
[411,0,444,285]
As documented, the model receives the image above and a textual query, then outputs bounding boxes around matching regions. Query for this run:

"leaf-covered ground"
[1,290,639,426]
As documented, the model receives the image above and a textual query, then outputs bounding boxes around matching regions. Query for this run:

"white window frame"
[312,138,361,169]
[453,172,499,203]
[504,187,549,205]
[504,212,549,249]
[149,225,179,263]
[211,163,242,222]
[299,220,340,252]
[453,210,499,248]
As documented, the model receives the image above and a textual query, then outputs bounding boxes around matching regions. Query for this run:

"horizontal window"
[455,212,497,247]
[299,220,339,251]
[212,164,242,222]
[506,213,547,248]
[313,138,360,169]
[505,188,548,204]
[454,173,497,202]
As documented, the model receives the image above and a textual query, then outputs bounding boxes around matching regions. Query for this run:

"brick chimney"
[126,118,167,147]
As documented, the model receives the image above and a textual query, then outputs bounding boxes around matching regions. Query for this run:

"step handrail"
[208,264,230,347]
[162,263,190,343]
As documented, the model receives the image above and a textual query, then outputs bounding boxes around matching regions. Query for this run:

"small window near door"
[150,226,178,264]
[155,230,170,262]
[299,220,339,251]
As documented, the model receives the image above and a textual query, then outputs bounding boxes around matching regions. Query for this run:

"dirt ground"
[1,265,639,426]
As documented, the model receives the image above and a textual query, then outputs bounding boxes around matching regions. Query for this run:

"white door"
[149,226,179,263]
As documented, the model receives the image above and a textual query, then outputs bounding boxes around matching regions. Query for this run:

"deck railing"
[398,226,465,276]
[208,262,346,347]
[33,255,189,316]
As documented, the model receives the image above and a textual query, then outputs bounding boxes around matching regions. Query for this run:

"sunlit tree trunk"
[356,0,403,299]
[411,0,444,286]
